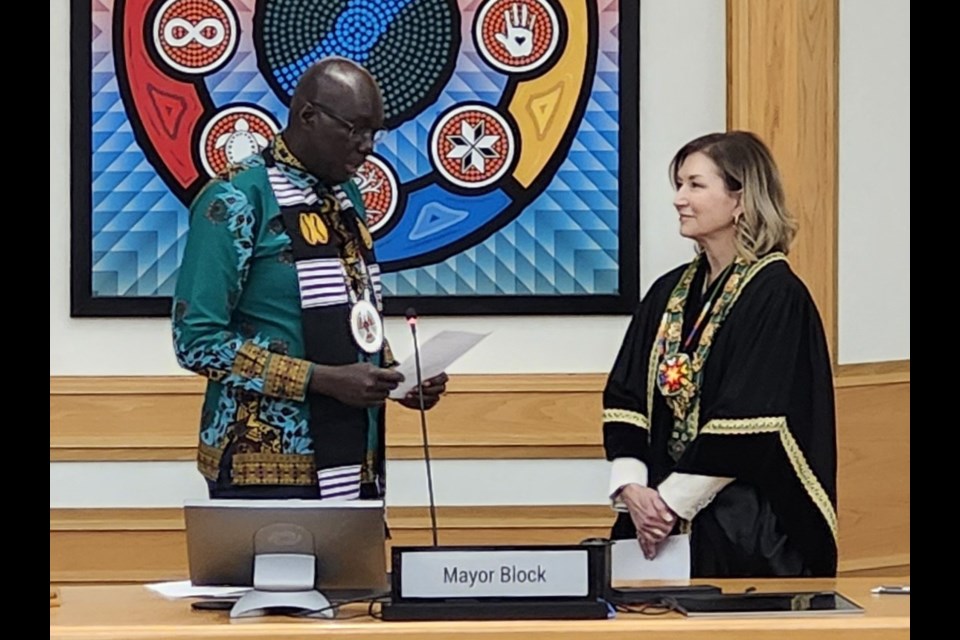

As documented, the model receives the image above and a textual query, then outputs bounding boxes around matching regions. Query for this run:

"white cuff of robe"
[608,457,648,513]
[656,472,734,521]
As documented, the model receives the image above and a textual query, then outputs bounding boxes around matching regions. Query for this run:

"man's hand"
[618,483,677,560]
[309,363,405,408]
[394,372,448,410]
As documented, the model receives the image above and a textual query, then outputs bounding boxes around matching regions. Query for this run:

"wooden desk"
[50,577,909,640]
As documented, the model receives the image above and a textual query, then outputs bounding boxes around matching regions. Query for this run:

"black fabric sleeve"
[602,268,683,463]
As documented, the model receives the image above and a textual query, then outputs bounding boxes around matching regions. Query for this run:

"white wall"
[838,0,910,363]
[51,0,910,508]
[50,459,613,508]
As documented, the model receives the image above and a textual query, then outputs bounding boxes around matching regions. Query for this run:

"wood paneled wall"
[50,503,908,585]
[50,506,613,584]
[50,363,909,582]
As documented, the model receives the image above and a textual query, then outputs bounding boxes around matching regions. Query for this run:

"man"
[173,58,447,500]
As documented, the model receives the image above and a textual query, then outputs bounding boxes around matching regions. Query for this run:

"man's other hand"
[394,372,448,410]
[310,362,405,407]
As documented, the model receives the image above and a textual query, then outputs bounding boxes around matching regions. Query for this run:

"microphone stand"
[409,315,439,546]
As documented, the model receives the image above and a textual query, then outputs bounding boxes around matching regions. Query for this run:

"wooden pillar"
[727,0,839,362]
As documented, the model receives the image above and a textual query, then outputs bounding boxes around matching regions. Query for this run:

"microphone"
[405,307,439,546]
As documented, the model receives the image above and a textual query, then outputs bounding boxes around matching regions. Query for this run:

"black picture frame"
[70,0,639,318]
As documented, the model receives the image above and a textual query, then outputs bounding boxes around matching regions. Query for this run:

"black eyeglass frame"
[308,100,387,143]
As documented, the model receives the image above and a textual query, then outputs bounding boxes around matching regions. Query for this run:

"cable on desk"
[289,591,391,620]
[614,599,681,616]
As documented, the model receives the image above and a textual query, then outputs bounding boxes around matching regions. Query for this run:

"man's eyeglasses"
[309,101,388,144]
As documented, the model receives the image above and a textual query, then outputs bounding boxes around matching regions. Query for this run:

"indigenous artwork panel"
[71,0,638,315]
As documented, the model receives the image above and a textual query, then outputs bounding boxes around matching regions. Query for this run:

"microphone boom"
[407,308,439,546]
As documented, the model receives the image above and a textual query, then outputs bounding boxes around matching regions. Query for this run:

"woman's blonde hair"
[669,131,798,260]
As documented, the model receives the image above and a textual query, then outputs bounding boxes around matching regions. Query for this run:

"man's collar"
[271,133,319,190]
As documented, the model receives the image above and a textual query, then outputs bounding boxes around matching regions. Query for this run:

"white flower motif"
[445,120,500,173]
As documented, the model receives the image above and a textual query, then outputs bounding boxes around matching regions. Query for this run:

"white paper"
[144,580,251,600]
[389,330,490,399]
[610,534,691,581]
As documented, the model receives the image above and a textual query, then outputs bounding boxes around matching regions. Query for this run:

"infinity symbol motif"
[163,17,226,48]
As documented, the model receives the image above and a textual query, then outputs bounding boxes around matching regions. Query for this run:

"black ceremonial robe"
[603,254,838,577]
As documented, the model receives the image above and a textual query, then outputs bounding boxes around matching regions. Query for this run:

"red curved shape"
[122,0,204,188]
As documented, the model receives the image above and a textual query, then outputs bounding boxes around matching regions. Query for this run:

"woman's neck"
[700,241,737,285]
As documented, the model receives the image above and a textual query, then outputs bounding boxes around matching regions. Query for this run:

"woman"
[603,131,837,577]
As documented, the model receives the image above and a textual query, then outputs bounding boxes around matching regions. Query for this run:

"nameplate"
[398,548,590,598]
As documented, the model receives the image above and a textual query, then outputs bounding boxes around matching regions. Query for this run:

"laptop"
[184,499,389,600]
[665,590,865,617]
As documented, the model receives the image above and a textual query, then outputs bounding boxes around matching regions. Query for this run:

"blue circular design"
[335,8,384,53]
[257,0,460,128]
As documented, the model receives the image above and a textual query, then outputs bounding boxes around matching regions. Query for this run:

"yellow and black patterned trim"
[699,416,838,541]
[264,353,312,401]
[232,342,270,380]
[271,134,307,170]
[602,408,650,430]
[232,343,312,401]
[382,338,398,368]
[231,452,317,486]
[197,442,223,482]
[235,398,284,453]
[360,449,378,483]
[325,202,368,298]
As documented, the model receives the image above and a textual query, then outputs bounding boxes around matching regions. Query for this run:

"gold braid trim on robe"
[699,416,838,542]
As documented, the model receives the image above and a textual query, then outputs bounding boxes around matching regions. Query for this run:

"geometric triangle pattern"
[88,0,627,299]
[90,4,189,298]
[380,0,622,296]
